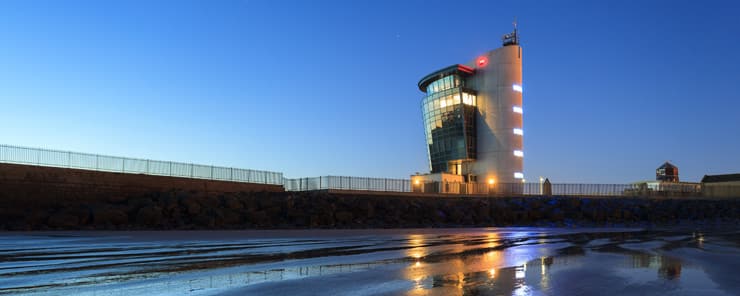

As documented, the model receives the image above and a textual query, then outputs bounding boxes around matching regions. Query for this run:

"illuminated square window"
[513,106,523,114]
[513,128,523,135]
[513,150,523,157]
[514,172,524,179]
[512,84,523,92]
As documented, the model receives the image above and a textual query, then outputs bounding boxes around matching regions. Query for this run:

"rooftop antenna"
[502,18,519,46]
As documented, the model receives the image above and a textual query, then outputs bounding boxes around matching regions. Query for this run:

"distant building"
[413,26,523,189]
[701,174,740,198]
[701,173,740,184]
[656,161,679,182]
[630,162,700,197]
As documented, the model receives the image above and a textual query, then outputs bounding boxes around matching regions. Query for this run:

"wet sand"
[0,228,738,295]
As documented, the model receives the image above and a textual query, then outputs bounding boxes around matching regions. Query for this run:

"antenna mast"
[502,18,519,46]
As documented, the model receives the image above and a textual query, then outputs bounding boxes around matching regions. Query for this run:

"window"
[514,150,523,157]
[513,106,523,114]
[512,84,523,92]
[514,172,524,179]
[427,75,461,94]
[462,93,476,106]
[513,128,523,136]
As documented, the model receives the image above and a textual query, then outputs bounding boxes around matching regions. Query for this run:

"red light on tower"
[477,56,488,68]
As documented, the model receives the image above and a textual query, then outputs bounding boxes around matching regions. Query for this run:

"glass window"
[426,75,462,95]
[462,93,476,106]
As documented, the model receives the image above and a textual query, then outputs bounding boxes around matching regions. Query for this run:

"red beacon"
[476,56,488,68]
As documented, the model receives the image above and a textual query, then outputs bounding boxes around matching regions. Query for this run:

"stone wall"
[1,184,738,230]
[0,163,283,195]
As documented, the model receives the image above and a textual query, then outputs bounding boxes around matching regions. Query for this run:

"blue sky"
[1,0,739,183]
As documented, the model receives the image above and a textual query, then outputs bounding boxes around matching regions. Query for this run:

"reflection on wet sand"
[398,230,732,295]
[0,228,737,296]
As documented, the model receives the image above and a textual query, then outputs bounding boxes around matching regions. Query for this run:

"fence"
[427,182,701,197]
[284,176,640,196]
[0,144,283,185]
[2,144,734,198]
[284,176,411,192]
[284,175,715,198]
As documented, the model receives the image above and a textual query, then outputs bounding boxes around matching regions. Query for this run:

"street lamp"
[412,178,422,193]
[487,178,496,195]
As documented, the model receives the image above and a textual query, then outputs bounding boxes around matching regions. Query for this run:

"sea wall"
[1,186,738,230]
[0,163,283,195]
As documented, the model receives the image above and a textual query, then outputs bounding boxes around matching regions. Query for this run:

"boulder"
[181,198,201,215]
[135,206,163,226]
[93,208,129,226]
[223,196,243,210]
[335,211,354,224]
[48,212,79,228]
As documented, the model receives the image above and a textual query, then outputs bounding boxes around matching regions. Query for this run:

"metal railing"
[418,181,706,197]
[409,182,645,196]
[2,144,735,198]
[284,176,716,198]
[284,176,411,192]
[0,144,283,185]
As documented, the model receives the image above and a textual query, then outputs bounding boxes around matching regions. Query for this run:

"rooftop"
[417,64,475,92]
[701,174,740,183]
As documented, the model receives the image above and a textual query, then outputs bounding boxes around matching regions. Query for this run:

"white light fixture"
[513,128,523,135]
[514,172,524,179]
[514,150,523,157]
[512,84,523,92]
[513,106,523,114]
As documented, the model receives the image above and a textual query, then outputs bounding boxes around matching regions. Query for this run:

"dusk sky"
[1,0,739,183]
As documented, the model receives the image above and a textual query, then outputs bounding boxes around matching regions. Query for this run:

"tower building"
[414,27,523,187]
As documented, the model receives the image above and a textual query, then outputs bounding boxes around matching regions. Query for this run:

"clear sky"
[1,0,739,183]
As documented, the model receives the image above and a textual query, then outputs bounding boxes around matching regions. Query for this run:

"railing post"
[146,159,150,174]
[230,168,234,181]
[210,166,214,179]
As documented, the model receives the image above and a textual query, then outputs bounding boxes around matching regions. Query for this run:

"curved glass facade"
[421,74,478,173]
[426,75,460,94]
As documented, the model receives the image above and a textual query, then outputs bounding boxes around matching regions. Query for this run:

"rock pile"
[1,189,738,230]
